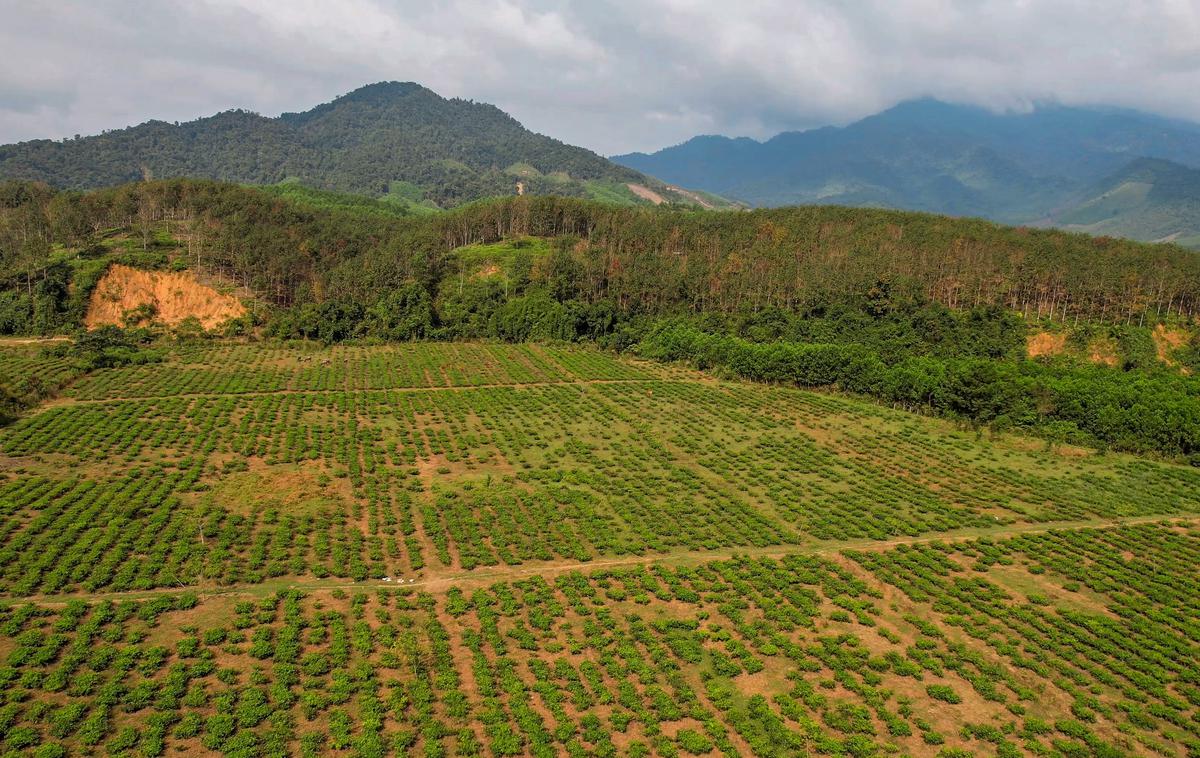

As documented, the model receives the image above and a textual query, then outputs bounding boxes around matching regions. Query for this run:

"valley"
[1,42,1199,756]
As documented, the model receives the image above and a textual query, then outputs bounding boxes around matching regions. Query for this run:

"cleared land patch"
[84,264,246,330]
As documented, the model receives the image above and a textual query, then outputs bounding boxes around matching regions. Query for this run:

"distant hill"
[613,100,1200,223]
[1050,158,1200,248]
[0,82,723,209]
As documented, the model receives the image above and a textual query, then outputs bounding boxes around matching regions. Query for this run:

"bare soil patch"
[626,183,666,205]
[1089,337,1120,367]
[1152,323,1189,367]
[192,457,352,517]
[1027,331,1066,359]
[85,264,246,330]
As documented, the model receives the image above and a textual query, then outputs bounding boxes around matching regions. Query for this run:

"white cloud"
[0,0,1198,154]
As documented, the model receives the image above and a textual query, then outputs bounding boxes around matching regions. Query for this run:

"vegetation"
[637,321,1200,462]
[2,91,1198,758]
[1054,157,1200,248]
[3,340,1199,593]
[0,339,1196,755]
[5,178,1200,461]
[612,98,1200,228]
[5,179,1199,332]
[0,82,719,210]
[0,342,83,424]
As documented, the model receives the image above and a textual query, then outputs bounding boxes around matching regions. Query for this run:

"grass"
[503,162,542,178]
[584,179,641,205]
[451,236,553,276]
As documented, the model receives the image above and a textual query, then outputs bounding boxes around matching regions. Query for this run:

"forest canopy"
[3,178,1199,333]
[0,82,681,209]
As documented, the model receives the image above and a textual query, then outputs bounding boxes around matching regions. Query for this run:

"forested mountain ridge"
[1049,158,1200,248]
[613,99,1200,226]
[0,82,721,209]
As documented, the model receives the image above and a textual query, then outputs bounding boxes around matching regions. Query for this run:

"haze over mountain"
[613,100,1200,240]
[0,82,720,210]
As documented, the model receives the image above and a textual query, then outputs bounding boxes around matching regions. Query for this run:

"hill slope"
[4,179,1199,338]
[1051,158,1200,248]
[613,100,1200,222]
[0,82,719,209]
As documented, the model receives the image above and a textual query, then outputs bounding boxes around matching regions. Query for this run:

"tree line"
[637,322,1200,463]
[4,180,1200,338]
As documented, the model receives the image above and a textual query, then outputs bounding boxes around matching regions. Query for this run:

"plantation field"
[0,341,1197,756]
[0,344,83,404]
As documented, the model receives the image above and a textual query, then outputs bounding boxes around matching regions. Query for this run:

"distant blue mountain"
[612,100,1200,224]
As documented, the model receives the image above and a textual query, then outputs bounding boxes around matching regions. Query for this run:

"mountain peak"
[0,82,729,210]
[338,81,429,100]
[612,99,1200,223]
[279,81,438,125]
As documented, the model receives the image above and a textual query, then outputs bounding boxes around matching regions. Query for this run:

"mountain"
[613,99,1200,223]
[1049,158,1200,248]
[0,82,720,209]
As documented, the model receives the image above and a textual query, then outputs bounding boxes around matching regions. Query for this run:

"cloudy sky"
[2,0,1199,155]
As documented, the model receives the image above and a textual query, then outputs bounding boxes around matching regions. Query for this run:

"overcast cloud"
[2,0,1199,155]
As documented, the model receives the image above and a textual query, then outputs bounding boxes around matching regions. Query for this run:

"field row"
[65,343,666,400]
[0,345,82,402]
[0,523,1193,757]
[2,368,1199,595]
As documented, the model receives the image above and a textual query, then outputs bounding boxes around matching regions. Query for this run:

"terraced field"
[0,342,1196,757]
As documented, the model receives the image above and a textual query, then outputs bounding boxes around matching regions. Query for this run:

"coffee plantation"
[0,341,1196,757]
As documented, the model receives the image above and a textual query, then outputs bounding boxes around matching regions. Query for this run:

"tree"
[366,283,433,341]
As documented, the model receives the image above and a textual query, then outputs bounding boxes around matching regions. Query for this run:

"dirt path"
[0,336,71,345]
[666,186,715,209]
[626,183,666,205]
[6,512,1195,607]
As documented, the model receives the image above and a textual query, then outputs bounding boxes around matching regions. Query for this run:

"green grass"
[437,158,473,173]
[1058,181,1152,226]
[584,179,641,205]
[451,236,553,275]
[1173,233,1200,249]
[260,182,421,218]
[503,162,543,178]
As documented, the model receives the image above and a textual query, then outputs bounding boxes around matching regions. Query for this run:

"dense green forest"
[3,177,1200,462]
[0,82,715,209]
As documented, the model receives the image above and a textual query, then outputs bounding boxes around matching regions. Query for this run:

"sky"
[2,0,1199,156]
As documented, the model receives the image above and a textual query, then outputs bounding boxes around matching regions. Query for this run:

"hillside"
[0,82,721,209]
[1051,157,1200,248]
[4,179,1200,339]
[613,99,1200,223]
